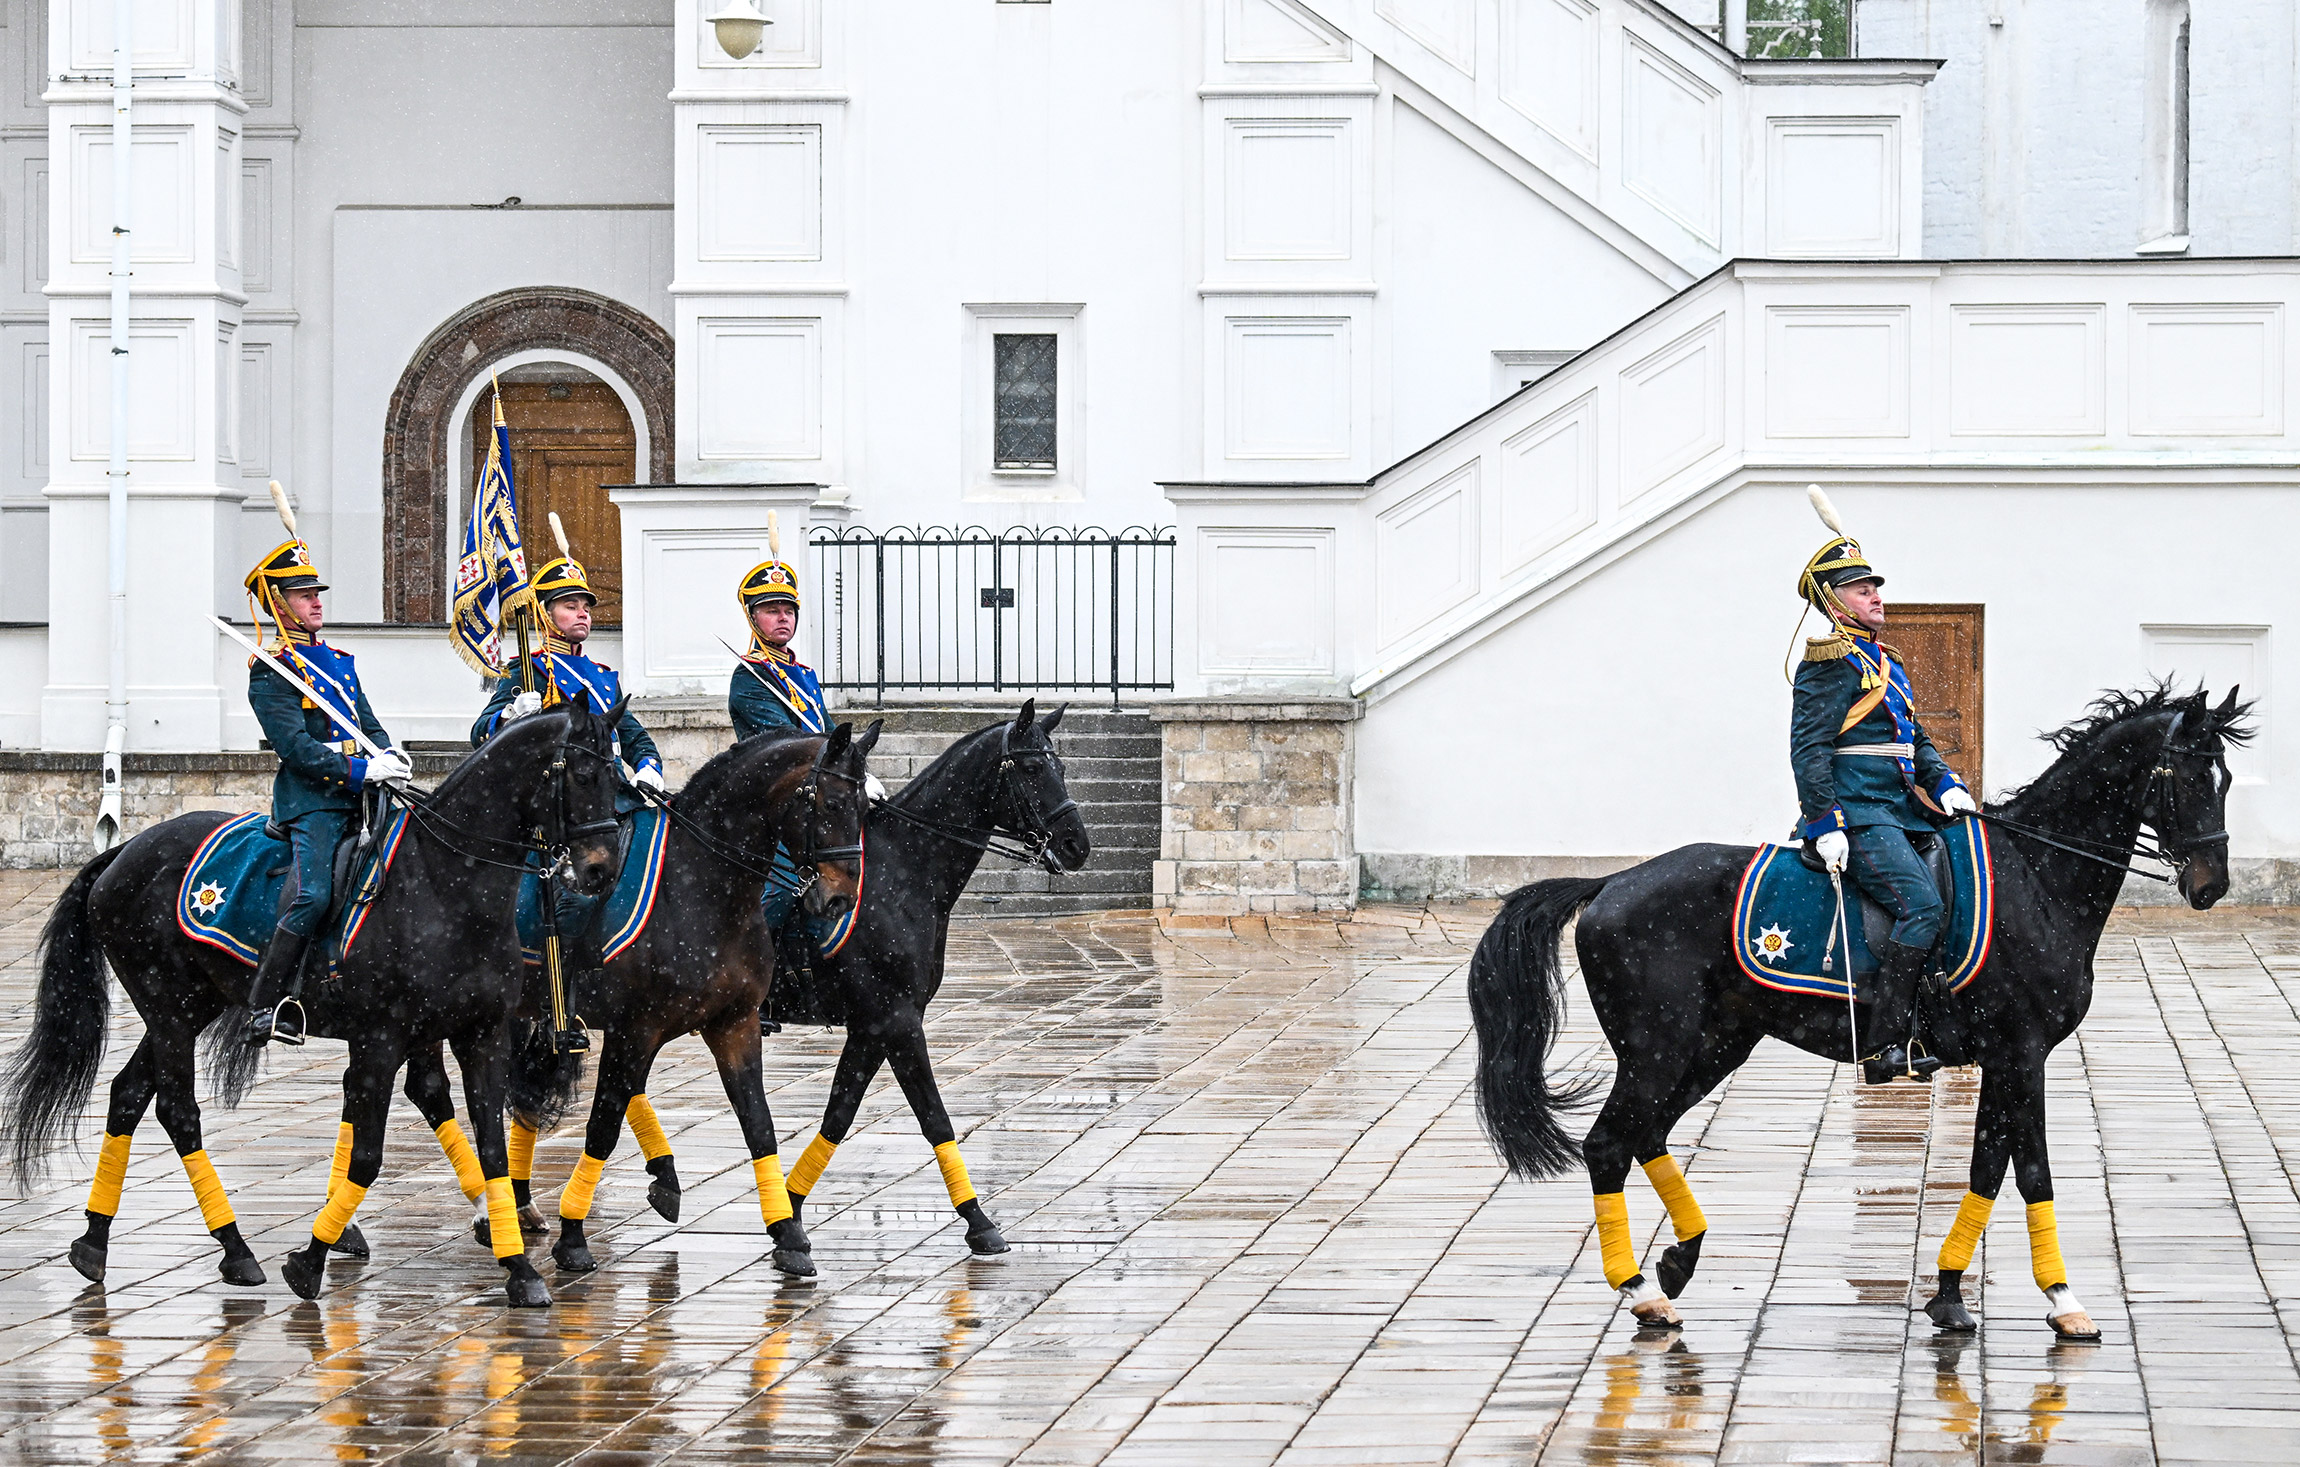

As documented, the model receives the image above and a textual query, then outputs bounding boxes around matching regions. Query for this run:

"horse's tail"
[1467,876,1609,1180]
[508,1018,586,1132]
[3,847,125,1186]
[199,1004,264,1111]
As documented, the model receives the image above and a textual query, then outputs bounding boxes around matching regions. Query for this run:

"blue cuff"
[639,757,662,774]
[1797,807,1846,841]
[1929,772,1966,800]
[346,756,369,790]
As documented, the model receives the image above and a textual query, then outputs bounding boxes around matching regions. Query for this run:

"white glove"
[1940,786,1978,816]
[501,689,545,723]
[865,773,887,803]
[1815,830,1849,873]
[632,763,666,794]
[367,750,414,788]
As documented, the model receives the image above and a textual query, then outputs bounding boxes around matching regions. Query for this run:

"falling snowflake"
[1752,923,1794,966]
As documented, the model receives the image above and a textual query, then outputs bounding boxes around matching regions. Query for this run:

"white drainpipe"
[93,0,132,853]
[1725,0,1749,55]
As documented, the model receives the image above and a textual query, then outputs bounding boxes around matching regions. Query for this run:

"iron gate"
[807,526,1175,706]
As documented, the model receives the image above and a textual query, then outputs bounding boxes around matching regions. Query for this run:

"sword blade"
[208,615,392,765]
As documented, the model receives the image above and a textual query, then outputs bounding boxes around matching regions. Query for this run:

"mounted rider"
[728,519,843,1001]
[471,531,664,953]
[243,486,414,1046]
[1791,486,1978,1084]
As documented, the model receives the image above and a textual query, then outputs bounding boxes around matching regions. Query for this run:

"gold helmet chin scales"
[245,482,326,646]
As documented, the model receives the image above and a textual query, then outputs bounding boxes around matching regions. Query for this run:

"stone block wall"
[1149,698,1359,915]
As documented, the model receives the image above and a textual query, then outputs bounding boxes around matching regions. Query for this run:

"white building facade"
[3,1,2299,897]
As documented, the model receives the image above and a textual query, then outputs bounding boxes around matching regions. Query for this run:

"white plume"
[267,480,297,539]
[1806,483,1847,537]
[548,510,572,562]
[768,509,782,561]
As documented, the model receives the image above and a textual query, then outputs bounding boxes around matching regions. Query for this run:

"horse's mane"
[684,727,821,807]
[1997,679,2256,807]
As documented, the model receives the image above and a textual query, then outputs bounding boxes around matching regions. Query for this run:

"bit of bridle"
[641,734,865,887]
[393,725,624,876]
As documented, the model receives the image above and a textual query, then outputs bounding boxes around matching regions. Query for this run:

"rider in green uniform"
[1791,491,1978,1084]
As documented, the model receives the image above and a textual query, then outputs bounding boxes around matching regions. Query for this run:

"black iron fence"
[806,526,1176,706]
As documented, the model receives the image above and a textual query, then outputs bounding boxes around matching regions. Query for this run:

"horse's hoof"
[218,1253,265,1287]
[281,1250,325,1301]
[966,1225,1009,1256]
[1630,1298,1683,1331]
[471,1218,492,1249]
[1925,1290,1977,1332]
[505,1272,553,1309]
[69,1240,106,1284]
[2047,1309,2100,1342]
[648,1179,681,1223]
[328,1224,369,1260]
[1656,1232,1703,1300]
[517,1203,549,1235]
[553,1241,598,1274]
[771,1247,817,1279]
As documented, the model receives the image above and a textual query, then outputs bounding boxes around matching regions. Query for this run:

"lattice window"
[993,333,1059,471]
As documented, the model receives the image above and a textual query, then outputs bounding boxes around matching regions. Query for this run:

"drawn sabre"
[208,614,393,765]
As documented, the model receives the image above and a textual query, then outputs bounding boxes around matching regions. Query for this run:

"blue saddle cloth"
[177,809,410,971]
[1730,818,1996,1000]
[517,806,669,966]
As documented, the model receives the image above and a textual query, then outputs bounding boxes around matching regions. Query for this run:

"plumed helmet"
[531,555,595,607]
[245,537,328,600]
[740,509,801,611]
[1796,485,1883,612]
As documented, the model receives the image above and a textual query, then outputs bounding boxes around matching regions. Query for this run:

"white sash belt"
[1836,742,1914,759]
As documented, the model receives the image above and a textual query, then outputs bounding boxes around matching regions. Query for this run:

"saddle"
[1794,829,1958,965]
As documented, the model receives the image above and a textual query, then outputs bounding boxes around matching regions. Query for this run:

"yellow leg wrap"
[932,1140,977,1208]
[559,1153,606,1222]
[753,1153,793,1226]
[313,1179,367,1246]
[2026,1199,2068,1290]
[179,1150,237,1232]
[86,1133,131,1218]
[329,1120,352,1199]
[508,1120,537,1183]
[435,1119,485,1202]
[625,1095,672,1162]
[1938,1190,1995,1273]
[1641,1154,1707,1241]
[486,1177,522,1260]
[787,1134,837,1197]
[1593,1191,1637,1289]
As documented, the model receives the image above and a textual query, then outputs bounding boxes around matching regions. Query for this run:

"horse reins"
[639,736,865,887]
[1965,726,2229,886]
[394,733,622,875]
[867,726,1076,871]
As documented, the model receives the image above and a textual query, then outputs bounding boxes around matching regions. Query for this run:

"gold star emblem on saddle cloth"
[1752,923,1794,966]
[192,882,227,917]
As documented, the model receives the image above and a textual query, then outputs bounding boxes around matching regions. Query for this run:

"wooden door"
[1890,604,1985,796]
[473,381,636,625]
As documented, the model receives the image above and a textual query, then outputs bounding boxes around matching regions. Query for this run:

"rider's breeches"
[1847,824,1944,952]
[278,809,352,939]
[759,843,809,932]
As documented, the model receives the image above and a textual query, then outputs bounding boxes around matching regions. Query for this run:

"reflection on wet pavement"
[1,875,2296,1463]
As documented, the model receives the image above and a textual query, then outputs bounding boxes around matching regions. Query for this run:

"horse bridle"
[870,725,1079,870]
[393,723,622,876]
[639,734,865,887]
[1972,719,2230,885]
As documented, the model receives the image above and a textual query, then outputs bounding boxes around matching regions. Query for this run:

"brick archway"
[382,287,674,623]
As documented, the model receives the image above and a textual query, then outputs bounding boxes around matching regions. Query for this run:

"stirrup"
[551,1017,590,1055]
[1907,1040,1943,1079]
[262,998,307,1047]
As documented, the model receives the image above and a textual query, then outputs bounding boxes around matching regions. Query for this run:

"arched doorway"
[382,287,673,624]
[465,363,637,625]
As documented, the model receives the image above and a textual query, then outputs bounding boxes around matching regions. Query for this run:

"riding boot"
[1860,940,1932,1084]
[243,929,312,1047]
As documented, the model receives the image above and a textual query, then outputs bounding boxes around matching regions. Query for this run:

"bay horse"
[1469,685,2248,1340]
[1,703,626,1309]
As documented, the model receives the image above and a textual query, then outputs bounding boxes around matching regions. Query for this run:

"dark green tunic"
[1790,636,1961,837]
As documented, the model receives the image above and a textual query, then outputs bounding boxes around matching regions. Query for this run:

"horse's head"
[2150,685,2255,909]
[784,719,880,922]
[551,695,629,898]
[999,700,1091,873]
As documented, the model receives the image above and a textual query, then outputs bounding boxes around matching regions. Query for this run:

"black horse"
[487,702,1089,1266]
[1469,685,2248,1339]
[1,703,626,1309]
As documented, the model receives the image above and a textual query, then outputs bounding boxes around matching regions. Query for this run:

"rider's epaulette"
[1803,633,1854,663]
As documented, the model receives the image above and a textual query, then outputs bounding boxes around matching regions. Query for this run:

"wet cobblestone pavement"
[3,870,2299,1464]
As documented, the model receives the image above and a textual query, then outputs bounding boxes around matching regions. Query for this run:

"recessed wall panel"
[1498,391,1598,569]
[1225,0,1351,62]
[1622,37,1719,242]
[2130,305,2284,435]
[1767,120,1898,256]
[71,317,194,461]
[1225,119,1351,261]
[697,317,820,459]
[71,126,194,264]
[1376,462,1479,648]
[1619,315,1724,497]
[1377,0,1475,72]
[1224,316,1351,460]
[1500,0,1599,158]
[697,125,823,262]
[1200,527,1334,675]
[1950,304,2105,436]
[1764,306,1909,438]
